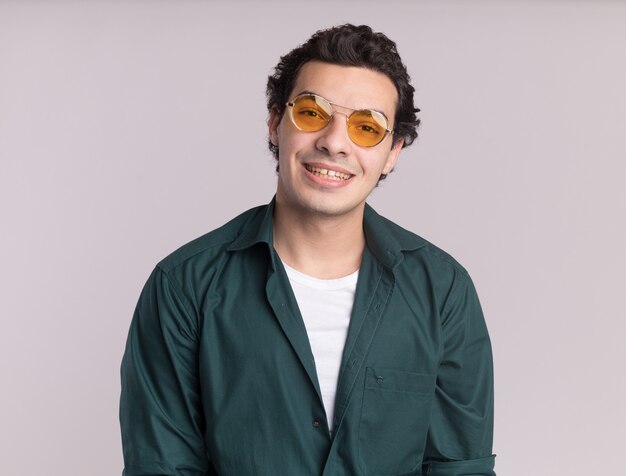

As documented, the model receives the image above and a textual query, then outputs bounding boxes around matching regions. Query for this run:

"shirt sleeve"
[120,266,211,476]
[422,268,496,476]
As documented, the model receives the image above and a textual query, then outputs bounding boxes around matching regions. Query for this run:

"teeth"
[305,165,351,181]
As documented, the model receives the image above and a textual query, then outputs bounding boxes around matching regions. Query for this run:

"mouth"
[304,164,353,181]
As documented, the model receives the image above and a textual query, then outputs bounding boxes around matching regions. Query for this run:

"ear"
[382,137,404,175]
[268,106,281,146]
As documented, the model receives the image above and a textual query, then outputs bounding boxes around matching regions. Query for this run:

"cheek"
[279,134,314,161]
[277,122,296,151]
[366,155,391,178]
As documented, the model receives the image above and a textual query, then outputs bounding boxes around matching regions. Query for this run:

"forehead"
[291,61,398,118]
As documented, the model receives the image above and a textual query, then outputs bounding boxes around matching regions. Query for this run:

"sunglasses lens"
[290,95,332,132]
[347,110,389,147]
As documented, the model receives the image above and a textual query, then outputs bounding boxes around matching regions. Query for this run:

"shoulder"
[156,204,267,275]
[375,214,481,319]
[412,238,470,278]
[365,205,469,278]
[401,229,470,288]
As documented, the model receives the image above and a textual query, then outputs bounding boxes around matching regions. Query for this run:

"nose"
[315,112,352,157]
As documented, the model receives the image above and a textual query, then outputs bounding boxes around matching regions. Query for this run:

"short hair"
[266,24,420,179]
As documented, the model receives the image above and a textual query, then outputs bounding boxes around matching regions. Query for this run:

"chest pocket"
[358,367,436,475]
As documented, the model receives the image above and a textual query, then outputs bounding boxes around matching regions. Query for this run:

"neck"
[272,198,366,280]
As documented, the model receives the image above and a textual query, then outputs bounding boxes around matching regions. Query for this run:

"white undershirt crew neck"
[282,262,358,431]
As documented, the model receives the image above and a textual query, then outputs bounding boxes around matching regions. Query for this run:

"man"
[120,24,495,476]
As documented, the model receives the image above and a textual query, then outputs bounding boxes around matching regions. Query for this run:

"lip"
[302,162,355,189]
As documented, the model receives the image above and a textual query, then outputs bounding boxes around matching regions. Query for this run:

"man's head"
[266,25,420,219]
[266,23,420,183]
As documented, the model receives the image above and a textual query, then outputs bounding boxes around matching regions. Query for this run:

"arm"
[120,267,211,476]
[422,269,496,476]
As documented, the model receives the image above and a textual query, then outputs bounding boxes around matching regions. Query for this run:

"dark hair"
[266,24,420,179]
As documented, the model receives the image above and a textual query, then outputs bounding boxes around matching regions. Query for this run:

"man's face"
[269,61,403,220]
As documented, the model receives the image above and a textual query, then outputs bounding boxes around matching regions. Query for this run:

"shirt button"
[312,418,322,428]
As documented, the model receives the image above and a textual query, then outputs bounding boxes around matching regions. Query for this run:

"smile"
[304,164,352,181]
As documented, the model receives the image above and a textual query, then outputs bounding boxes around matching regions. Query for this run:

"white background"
[1,1,625,474]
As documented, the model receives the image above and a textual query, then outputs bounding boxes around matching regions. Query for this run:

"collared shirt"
[120,199,496,476]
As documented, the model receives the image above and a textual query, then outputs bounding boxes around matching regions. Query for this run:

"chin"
[302,198,362,218]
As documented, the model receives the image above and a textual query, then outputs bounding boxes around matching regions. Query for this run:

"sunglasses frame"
[285,93,393,147]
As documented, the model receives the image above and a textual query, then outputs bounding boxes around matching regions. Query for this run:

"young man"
[120,24,495,476]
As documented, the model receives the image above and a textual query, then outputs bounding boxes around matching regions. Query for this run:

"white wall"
[1,1,625,474]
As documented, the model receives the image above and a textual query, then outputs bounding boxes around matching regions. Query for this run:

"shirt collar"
[363,203,427,269]
[227,197,276,251]
[227,197,427,270]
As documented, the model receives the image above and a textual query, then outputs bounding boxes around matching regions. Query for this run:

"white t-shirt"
[283,262,358,431]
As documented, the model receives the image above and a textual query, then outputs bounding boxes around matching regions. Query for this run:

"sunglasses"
[285,93,393,147]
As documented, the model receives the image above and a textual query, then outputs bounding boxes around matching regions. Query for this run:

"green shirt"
[120,199,495,476]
